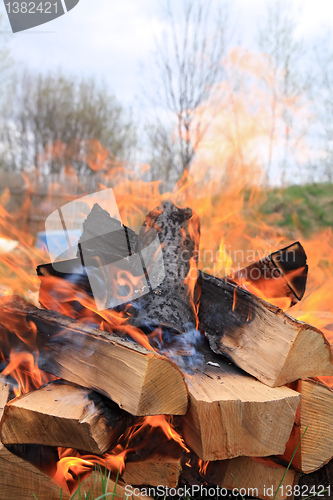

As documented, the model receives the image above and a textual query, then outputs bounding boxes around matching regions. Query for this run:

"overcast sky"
[1,0,333,112]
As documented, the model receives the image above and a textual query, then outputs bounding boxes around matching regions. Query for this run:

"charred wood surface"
[128,201,200,333]
[198,272,333,386]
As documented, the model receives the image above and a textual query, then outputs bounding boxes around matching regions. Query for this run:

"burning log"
[281,379,333,473]
[0,296,188,416]
[122,455,182,488]
[208,457,299,500]
[0,381,130,454]
[75,201,200,333]
[182,345,301,461]
[229,241,308,306]
[199,272,333,386]
[128,201,200,333]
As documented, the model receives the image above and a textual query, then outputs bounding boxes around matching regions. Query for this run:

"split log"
[0,381,131,454]
[0,380,150,500]
[198,272,333,386]
[0,377,61,500]
[37,203,331,388]
[209,457,299,500]
[280,379,333,473]
[0,446,151,500]
[229,241,308,306]
[123,455,182,487]
[182,343,301,461]
[0,445,62,500]
[0,296,188,416]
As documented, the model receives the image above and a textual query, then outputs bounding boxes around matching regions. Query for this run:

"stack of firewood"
[0,201,332,500]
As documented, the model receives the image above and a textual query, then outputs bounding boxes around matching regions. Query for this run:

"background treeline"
[0,0,333,187]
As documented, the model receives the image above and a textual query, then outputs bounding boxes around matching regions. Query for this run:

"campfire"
[0,177,332,500]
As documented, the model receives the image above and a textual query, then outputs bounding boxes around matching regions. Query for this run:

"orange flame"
[1,350,56,397]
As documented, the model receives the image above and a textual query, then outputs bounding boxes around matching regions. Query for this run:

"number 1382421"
[5,2,59,14]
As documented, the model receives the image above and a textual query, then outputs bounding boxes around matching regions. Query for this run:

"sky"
[1,0,333,111]
[0,0,333,185]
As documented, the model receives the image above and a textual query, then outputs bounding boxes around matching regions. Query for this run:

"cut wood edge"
[212,456,299,500]
[139,356,189,415]
[182,352,301,461]
[0,445,64,500]
[122,455,182,488]
[281,379,333,473]
[0,381,122,454]
[275,324,333,386]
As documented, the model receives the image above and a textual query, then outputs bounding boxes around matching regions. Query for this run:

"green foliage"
[258,183,333,237]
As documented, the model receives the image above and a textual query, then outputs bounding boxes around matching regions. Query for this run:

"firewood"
[0,446,151,500]
[209,457,299,500]
[76,201,200,332]
[198,272,333,386]
[229,241,308,306]
[46,201,200,332]
[122,455,182,487]
[0,445,63,500]
[0,296,188,416]
[0,381,131,454]
[281,379,333,473]
[182,343,301,461]
[128,201,200,334]
[0,377,61,500]
[0,376,9,414]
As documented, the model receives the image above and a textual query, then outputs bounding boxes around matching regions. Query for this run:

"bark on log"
[123,455,182,488]
[0,296,188,416]
[198,272,333,386]
[128,201,200,333]
[280,379,333,473]
[0,377,61,500]
[181,343,301,461]
[0,381,130,454]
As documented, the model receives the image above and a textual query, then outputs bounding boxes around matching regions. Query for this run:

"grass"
[33,466,125,500]
[257,182,333,237]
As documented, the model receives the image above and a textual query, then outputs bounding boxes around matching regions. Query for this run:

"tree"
[1,71,137,174]
[257,0,310,184]
[145,0,230,181]
[312,30,333,183]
